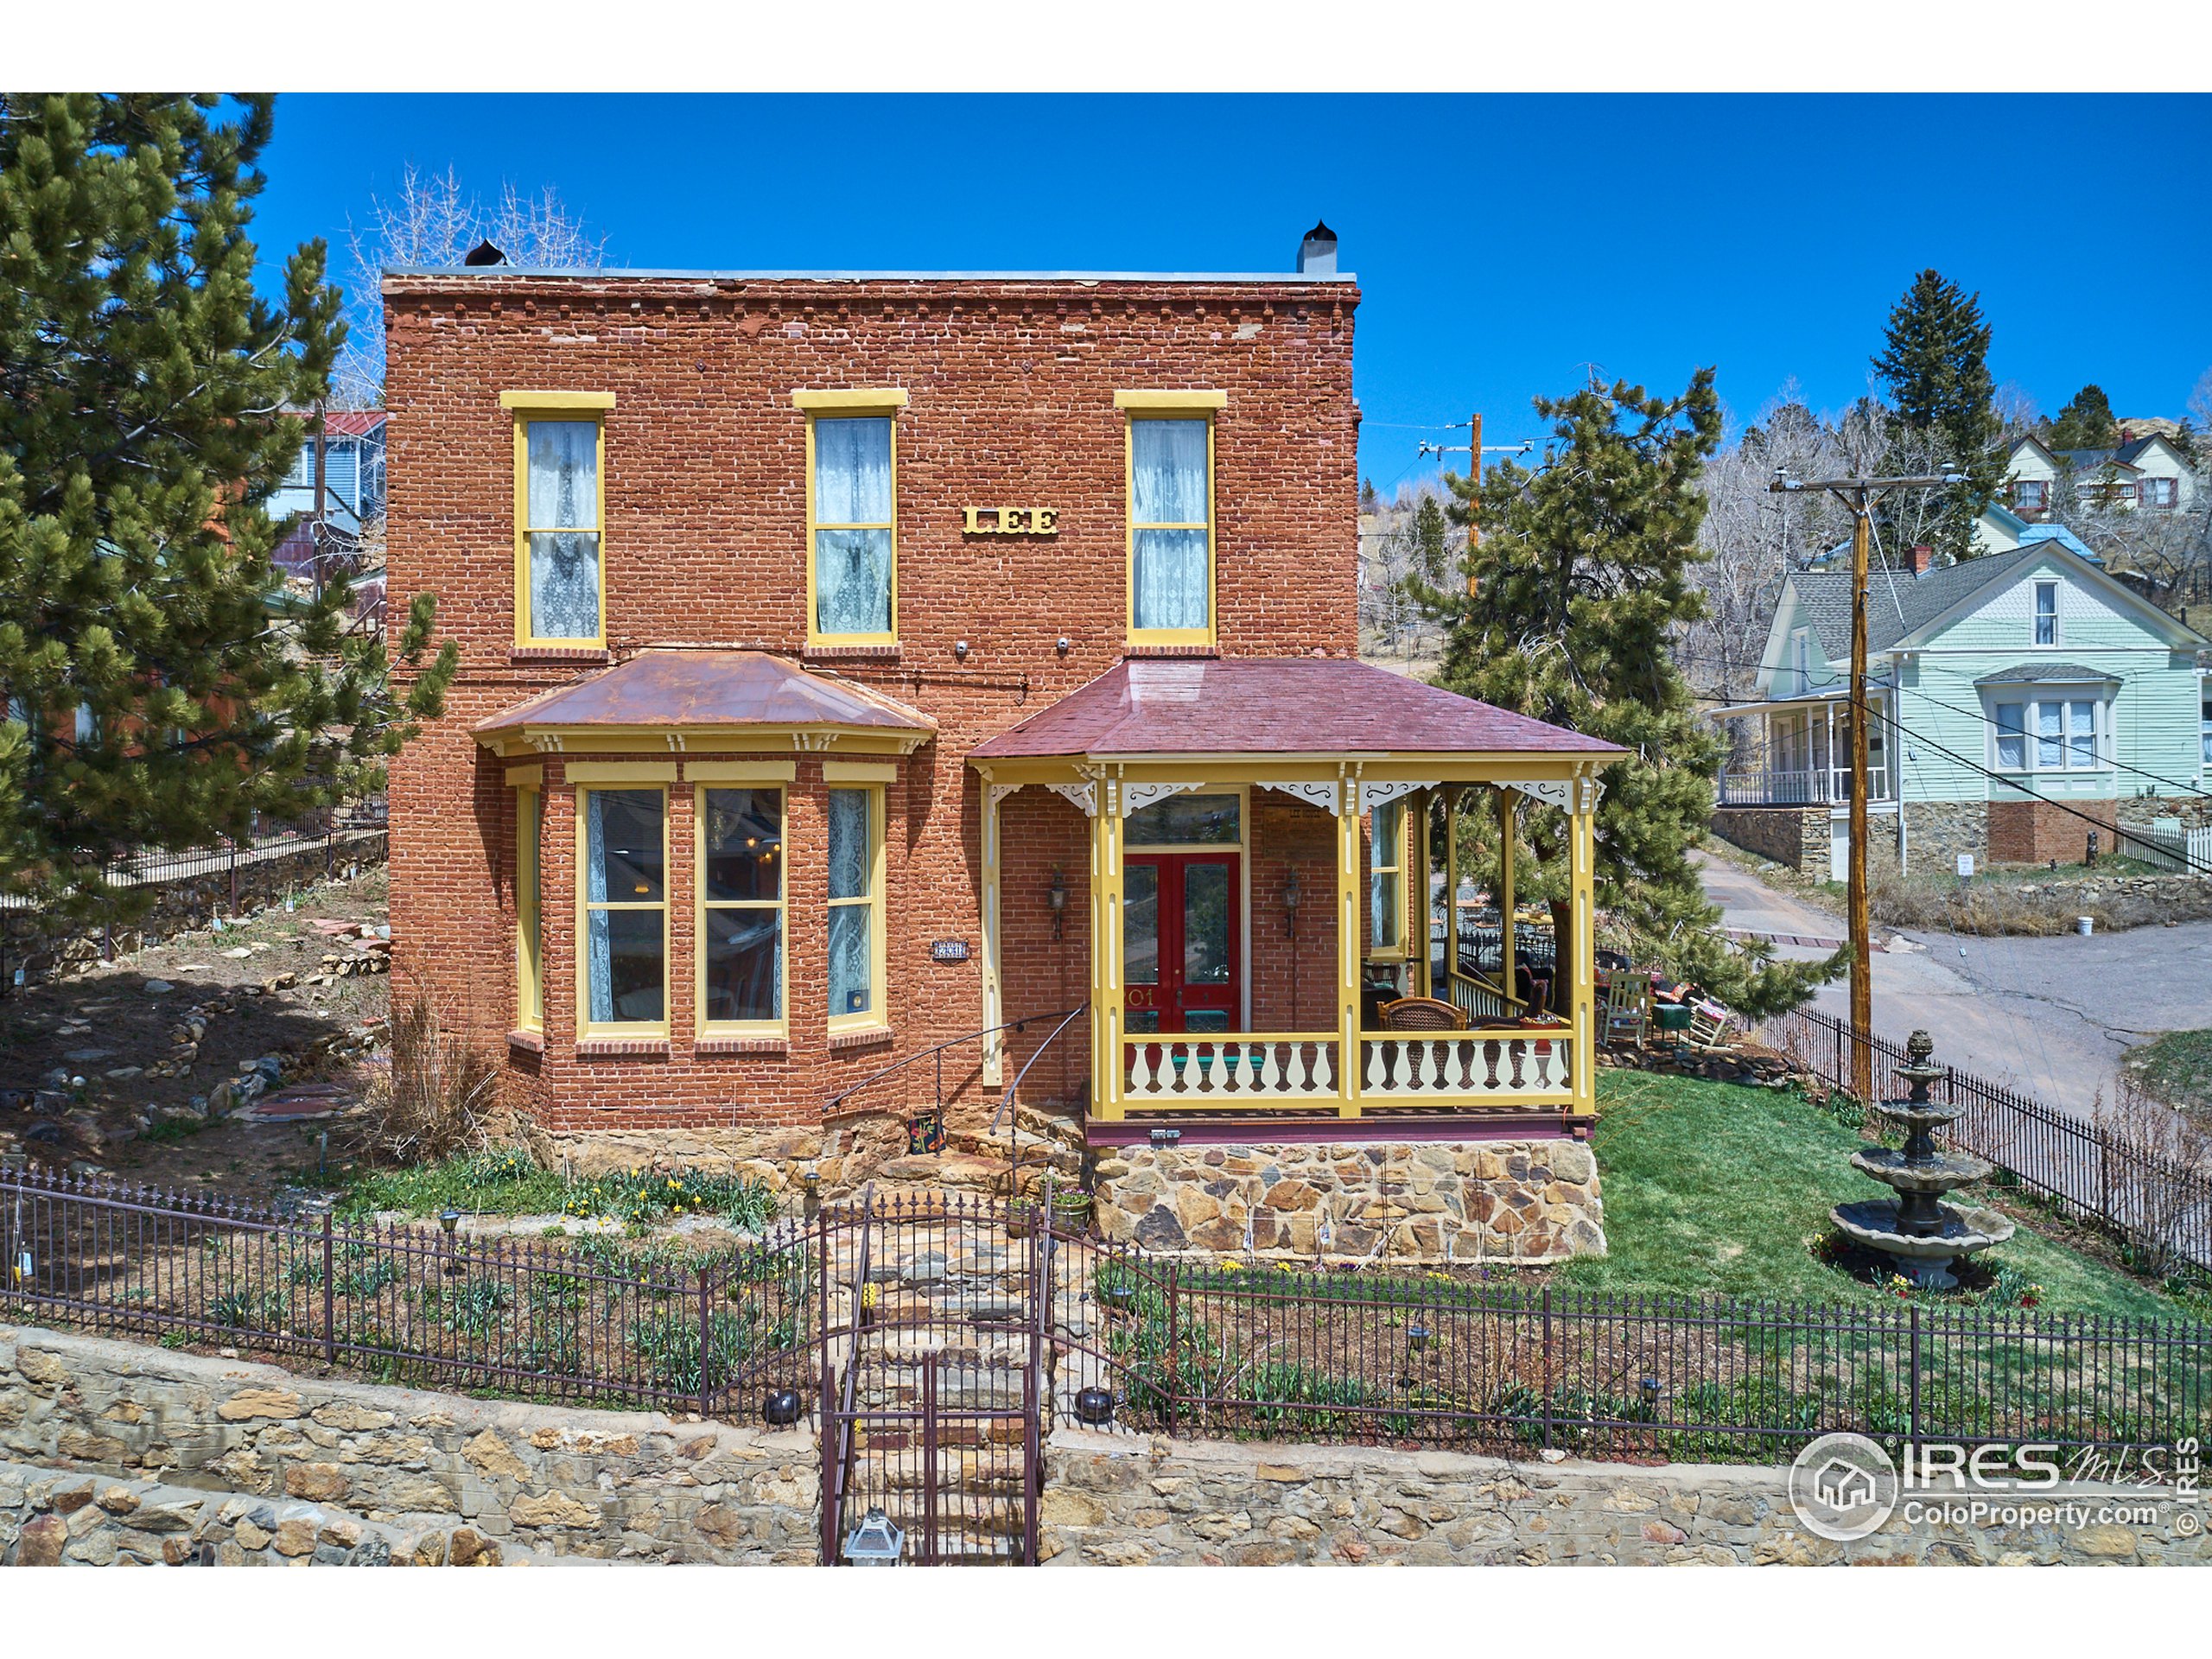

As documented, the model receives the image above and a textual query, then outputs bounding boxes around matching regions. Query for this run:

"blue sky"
[251,92,2212,491]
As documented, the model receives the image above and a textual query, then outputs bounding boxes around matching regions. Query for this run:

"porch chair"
[1682,996,1737,1053]
[1377,996,1469,1032]
[1599,969,1651,1047]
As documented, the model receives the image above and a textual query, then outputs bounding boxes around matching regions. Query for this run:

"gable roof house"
[1980,432,2197,550]
[379,228,1622,1266]
[1708,542,2209,876]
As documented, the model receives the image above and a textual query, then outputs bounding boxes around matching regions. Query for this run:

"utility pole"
[1769,467,1962,1103]
[1419,418,1535,590]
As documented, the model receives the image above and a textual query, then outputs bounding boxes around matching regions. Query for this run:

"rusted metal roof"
[969,658,1623,759]
[474,651,936,738]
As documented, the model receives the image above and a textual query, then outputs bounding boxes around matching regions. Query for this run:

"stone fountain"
[1830,1029,2015,1289]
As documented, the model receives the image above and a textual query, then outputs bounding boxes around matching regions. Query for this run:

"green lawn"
[2127,1027,2212,1116]
[1552,1069,2183,1319]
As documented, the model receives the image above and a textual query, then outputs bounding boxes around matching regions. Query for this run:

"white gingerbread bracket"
[1358,779,1429,815]
[1255,779,1345,815]
[1510,779,1574,813]
[1120,779,1207,817]
[1046,780,1097,818]
[988,781,1026,808]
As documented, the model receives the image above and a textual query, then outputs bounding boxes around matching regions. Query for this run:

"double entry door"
[1122,852,1240,1034]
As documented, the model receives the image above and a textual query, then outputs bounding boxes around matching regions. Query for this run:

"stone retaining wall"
[1040,1431,2205,1567]
[1708,808,1824,871]
[0,1323,817,1564]
[1090,1138,1605,1263]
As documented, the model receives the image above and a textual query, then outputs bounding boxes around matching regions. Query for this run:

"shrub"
[365,988,502,1166]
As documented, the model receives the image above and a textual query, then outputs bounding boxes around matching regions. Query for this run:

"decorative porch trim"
[1119,778,1206,817]
[1046,780,1097,817]
[1510,774,1606,815]
[563,760,678,784]
[988,781,1026,807]
[1358,779,1428,815]
[1256,779,1345,815]
[684,760,797,784]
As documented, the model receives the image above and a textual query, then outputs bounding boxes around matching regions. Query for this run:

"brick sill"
[1123,645,1219,659]
[506,1028,545,1055]
[804,644,901,664]
[510,646,612,666]
[575,1038,671,1059]
[827,1027,894,1053]
[696,1036,790,1057]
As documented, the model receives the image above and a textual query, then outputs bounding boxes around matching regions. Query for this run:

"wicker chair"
[1377,995,1469,1032]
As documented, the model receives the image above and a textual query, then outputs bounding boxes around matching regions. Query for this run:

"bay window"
[1990,695,2106,773]
[578,787,667,1035]
[698,787,785,1033]
[827,785,886,1027]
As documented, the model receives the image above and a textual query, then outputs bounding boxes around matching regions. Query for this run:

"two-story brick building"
[383,231,1619,1262]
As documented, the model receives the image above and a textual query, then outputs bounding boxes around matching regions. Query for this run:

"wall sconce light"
[954,639,970,661]
[1047,867,1066,939]
[1282,868,1301,940]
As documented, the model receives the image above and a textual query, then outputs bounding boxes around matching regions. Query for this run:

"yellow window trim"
[791,387,909,412]
[686,760,798,784]
[1366,798,1411,963]
[505,764,543,789]
[501,390,618,410]
[694,783,788,1040]
[1123,407,1217,649]
[804,406,899,649]
[1115,389,1228,411]
[826,784,889,1036]
[511,406,608,652]
[515,787,543,1033]
[574,784,671,1042]
[822,760,898,783]
[565,760,678,783]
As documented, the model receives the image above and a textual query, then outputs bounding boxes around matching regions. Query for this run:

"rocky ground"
[0,868,391,1201]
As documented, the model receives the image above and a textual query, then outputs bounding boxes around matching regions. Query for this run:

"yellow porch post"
[1497,785,1516,1009]
[1090,776,1126,1121]
[1412,789,1433,1000]
[1337,771,1361,1116]
[1569,774,1598,1120]
[978,772,1007,1088]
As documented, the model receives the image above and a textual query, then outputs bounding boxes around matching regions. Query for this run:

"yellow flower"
[1219,1260,1242,1273]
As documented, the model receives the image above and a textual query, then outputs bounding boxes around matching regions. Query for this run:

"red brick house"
[384,232,1619,1260]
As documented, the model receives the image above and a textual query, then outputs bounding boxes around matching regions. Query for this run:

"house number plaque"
[931,939,971,963]
[963,506,1058,536]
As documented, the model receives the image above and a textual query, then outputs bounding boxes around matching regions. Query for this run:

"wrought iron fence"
[1764,1008,2212,1274]
[6,1166,2205,1466]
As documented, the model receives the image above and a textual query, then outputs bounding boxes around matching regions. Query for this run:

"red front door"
[1123,853,1240,1034]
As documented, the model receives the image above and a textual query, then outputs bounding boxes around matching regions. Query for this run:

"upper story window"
[795,390,906,645]
[2033,581,2059,646]
[2143,476,2178,509]
[502,391,615,648]
[2013,478,2047,514]
[1118,391,1225,646]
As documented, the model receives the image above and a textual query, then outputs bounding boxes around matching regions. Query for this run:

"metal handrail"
[994,1004,1089,1201]
[823,1007,1084,1118]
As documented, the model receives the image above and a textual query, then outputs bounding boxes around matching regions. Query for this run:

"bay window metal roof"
[474,650,934,741]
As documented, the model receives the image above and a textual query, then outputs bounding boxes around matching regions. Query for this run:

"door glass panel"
[1183,862,1231,986]
[1124,864,1159,986]
[1126,793,1240,845]
[1126,1010,1161,1034]
[1185,1010,1230,1034]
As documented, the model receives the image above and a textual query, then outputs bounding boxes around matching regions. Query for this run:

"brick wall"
[383,273,1360,1146]
[1986,798,2121,866]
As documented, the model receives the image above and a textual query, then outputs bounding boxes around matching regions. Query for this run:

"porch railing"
[1716,766,1892,807]
[1116,1027,1573,1111]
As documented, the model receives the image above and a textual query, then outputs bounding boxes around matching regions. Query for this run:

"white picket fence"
[2125,817,2212,878]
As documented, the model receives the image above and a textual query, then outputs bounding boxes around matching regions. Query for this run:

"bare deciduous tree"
[332,165,607,407]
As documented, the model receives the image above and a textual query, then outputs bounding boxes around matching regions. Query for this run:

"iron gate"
[792,1192,1050,1566]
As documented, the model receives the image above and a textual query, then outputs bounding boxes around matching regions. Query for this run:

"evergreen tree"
[0,94,456,925]
[1410,370,1840,1020]
[1870,270,2003,560]
[2047,384,2120,451]
[1411,493,1451,587]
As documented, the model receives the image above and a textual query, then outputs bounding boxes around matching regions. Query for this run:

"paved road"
[1696,851,2212,1119]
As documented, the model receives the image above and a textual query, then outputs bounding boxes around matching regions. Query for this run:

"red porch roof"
[969,657,1622,759]
[474,650,936,740]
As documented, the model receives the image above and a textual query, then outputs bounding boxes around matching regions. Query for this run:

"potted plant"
[1005,1195,1041,1238]
[1051,1187,1094,1233]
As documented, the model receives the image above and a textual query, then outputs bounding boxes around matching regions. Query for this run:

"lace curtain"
[827,789,874,1015]
[1131,419,1209,632]
[814,418,893,635]
[527,421,601,639]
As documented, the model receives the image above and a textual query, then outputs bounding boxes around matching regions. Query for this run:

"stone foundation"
[1090,1137,1605,1263]
[1708,807,1825,871]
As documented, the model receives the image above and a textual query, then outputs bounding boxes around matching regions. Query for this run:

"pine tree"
[1870,270,2003,560]
[0,94,457,925]
[1411,493,1450,587]
[2047,384,2120,451]
[1410,370,1840,1019]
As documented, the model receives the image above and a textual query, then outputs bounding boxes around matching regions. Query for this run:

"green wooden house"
[1709,543,2209,876]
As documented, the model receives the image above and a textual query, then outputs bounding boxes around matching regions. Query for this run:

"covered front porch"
[969,658,1620,1137]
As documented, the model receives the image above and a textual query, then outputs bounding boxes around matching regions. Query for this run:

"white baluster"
[1258,1042,1281,1095]
[1363,1038,1386,1095]
[1317,1039,1337,1097]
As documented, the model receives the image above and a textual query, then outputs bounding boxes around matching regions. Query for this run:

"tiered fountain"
[1830,1030,2015,1289]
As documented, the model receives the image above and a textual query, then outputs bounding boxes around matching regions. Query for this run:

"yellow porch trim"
[685,760,798,784]
[563,760,678,784]
[476,726,931,760]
